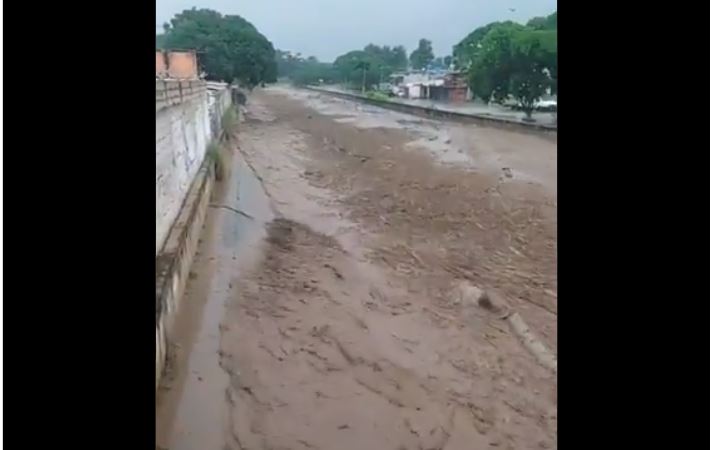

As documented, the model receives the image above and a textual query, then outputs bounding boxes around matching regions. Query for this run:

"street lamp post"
[361,65,367,94]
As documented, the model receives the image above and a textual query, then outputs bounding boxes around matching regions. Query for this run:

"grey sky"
[156,0,556,62]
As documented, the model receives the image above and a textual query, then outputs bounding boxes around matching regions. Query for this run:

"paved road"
[316,84,558,126]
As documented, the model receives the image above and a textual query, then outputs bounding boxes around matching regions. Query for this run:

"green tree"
[363,44,408,72]
[526,11,557,30]
[467,23,557,119]
[330,42,410,91]
[535,29,557,95]
[156,34,166,49]
[509,29,557,118]
[161,8,277,87]
[452,21,517,69]
[388,45,408,71]
[467,22,526,103]
[279,53,338,86]
[333,51,374,90]
[523,9,558,96]
[334,43,406,91]
[291,62,337,86]
[354,60,371,93]
[409,38,434,70]
[276,50,307,78]
[443,55,453,68]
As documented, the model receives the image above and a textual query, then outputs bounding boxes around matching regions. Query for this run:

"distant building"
[389,70,469,102]
[431,72,468,103]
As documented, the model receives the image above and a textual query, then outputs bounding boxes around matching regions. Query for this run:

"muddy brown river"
[156,86,557,450]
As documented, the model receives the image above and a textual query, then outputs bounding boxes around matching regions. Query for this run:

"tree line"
[156,8,557,116]
[276,10,556,117]
[278,39,451,91]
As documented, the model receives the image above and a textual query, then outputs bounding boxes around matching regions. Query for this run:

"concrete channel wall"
[155,165,213,389]
[156,80,234,254]
[156,80,212,255]
[155,81,233,389]
[303,86,557,134]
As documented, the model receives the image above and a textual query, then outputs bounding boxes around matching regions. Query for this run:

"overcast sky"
[156,0,556,62]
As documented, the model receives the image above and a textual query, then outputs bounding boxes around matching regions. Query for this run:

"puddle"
[156,153,274,450]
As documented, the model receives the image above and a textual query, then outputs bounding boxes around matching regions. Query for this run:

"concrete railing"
[156,79,207,113]
[303,86,557,133]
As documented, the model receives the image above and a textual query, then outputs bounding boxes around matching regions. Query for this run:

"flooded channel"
[156,152,274,450]
[157,87,557,450]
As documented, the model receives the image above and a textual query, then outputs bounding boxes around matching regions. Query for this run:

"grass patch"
[206,104,240,182]
[365,91,391,102]
[206,141,229,181]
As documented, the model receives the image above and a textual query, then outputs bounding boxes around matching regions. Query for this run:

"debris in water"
[478,291,494,310]
[209,204,255,219]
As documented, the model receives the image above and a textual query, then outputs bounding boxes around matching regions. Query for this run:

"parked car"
[505,99,557,112]
[535,99,557,112]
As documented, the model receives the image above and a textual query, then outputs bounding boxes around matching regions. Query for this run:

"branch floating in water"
[209,204,255,220]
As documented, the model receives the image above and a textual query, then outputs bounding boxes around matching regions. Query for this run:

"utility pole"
[361,65,367,94]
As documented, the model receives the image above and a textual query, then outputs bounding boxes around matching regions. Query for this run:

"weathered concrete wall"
[156,80,212,255]
[156,164,213,389]
[155,81,233,389]
[156,81,234,254]
[207,82,232,140]
[155,79,208,113]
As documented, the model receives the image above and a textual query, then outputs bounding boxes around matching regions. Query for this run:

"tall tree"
[467,22,557,119]
[275,50,302,78]
[389,45,408,71]
[526,11,557,30]
[452,21,516,69]
[276,51,338,86]
[525,10,557,95]
[290,61,337,86]
[161,8,277,87]
[156,34,166,49]
[467,23,524,103]
[333,42,410,90]
[363,44,408,72]
[409,39,434,70]
[509,29,557,117]
[334,50,380,89]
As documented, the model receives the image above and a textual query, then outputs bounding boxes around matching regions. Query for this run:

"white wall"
[156,83,233,255]
[156,90,212,255]
[408,85,422,99]
[207,85,232,140]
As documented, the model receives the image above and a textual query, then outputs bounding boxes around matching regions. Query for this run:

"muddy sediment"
[157,86,557,450]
